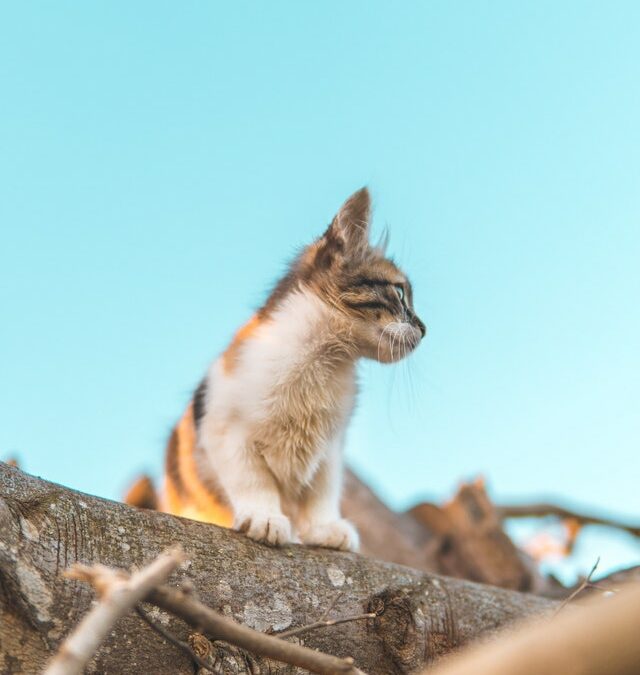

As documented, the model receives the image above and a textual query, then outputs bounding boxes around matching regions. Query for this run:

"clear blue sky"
[1,2,638,581]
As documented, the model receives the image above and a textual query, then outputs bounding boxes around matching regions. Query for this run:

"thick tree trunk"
[0,463,555,674]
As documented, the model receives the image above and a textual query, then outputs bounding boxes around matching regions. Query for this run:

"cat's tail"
[123,474,159,510]
[124,404,234,528]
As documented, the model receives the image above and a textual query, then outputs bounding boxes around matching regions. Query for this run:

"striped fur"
[163,403,233,527]
[160,188,424,550]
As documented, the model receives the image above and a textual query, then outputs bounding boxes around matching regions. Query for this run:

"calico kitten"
[162,188,425,550]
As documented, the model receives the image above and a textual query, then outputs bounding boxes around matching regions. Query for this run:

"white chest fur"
[201,290,357,492]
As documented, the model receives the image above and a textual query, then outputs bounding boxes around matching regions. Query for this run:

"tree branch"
[44,547,184,675]
[425,582,640,675]
[0,463,557,674]
[497,502,640,538]
[147,585,367,675]
[275,611,377,640]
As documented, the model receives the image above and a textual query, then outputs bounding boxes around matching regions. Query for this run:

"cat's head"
[265,188,425,363]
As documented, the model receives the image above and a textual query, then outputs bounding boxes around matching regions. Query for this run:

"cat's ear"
[324,187,371,254]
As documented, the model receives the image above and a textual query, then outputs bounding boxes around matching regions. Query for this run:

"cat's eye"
[395,285,405,302]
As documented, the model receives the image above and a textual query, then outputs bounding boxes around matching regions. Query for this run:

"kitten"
[161,188,425,551]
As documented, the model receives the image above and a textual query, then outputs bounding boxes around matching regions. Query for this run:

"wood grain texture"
[0,463,555,674]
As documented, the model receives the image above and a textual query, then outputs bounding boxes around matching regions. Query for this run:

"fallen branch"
[44,548,184,675]
[497,502,640,538]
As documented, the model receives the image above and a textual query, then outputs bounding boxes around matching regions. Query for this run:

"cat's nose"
[406,310,426,338]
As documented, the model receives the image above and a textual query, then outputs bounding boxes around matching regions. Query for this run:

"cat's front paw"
[234,511,292,546]
[300,519,359,552]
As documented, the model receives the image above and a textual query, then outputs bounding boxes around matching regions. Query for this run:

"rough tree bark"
[0,463,555,674]
[124,469,559,596]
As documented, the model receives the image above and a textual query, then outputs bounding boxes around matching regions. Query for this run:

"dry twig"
[147,585,367,675]
[276,611,377,639]
[553,558,600,616]
[318,590,345,621]
[44,547,184,675]
[272,590,376,640]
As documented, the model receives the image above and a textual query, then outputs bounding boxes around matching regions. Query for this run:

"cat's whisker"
[401,331,409,361]
[392,325,402,362]
[393,322,409,363]
[377,321,397,362]
[387,322,398,362]
[391,322,406,363]
[376,324,388,362]
[402,357,414,409]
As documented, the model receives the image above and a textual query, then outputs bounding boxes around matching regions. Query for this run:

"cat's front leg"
[296,439,359,552]
[203,430,292,546]
[234,507,292,546]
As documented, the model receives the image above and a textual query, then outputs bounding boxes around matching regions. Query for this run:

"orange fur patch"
[222,314,262,374]
[163,403,233,527]
[163,472,184,514]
